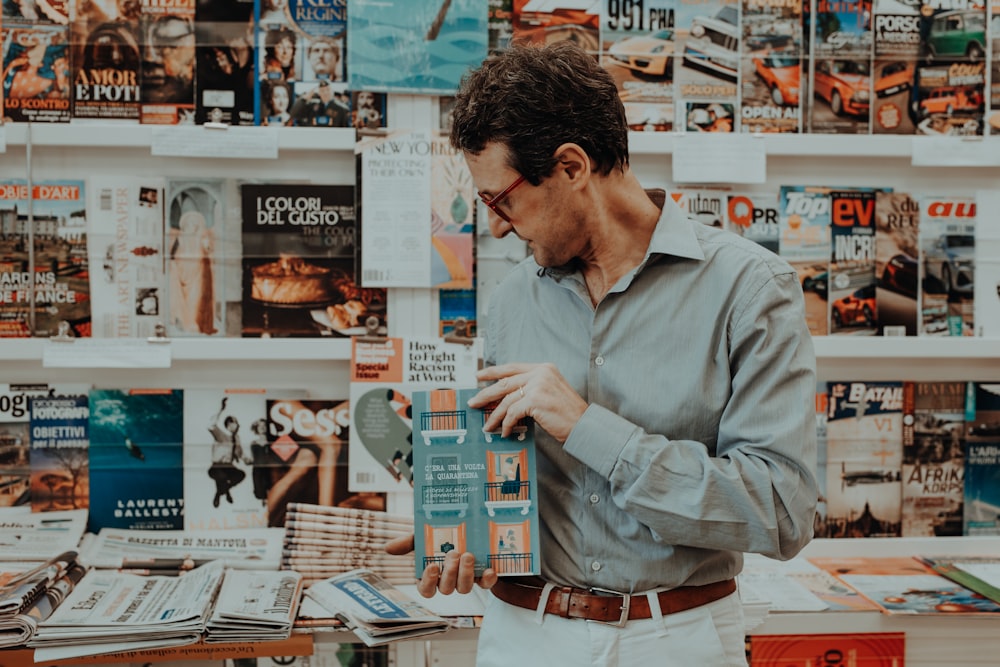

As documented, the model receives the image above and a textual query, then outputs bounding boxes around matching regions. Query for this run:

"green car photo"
[926,9,986,61]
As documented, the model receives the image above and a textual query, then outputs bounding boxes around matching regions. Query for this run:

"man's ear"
[553,143,590,186]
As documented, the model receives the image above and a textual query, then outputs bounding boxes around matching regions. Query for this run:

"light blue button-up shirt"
[484,193,819,593]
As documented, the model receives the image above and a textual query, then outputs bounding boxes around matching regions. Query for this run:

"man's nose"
[488,212,513,239]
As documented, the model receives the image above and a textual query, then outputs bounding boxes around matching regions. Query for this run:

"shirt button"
[595,355,605,366]
[591,561,602,572]
[589,494,600,504]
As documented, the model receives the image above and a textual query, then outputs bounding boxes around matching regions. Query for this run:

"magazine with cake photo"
[241,183,386,338]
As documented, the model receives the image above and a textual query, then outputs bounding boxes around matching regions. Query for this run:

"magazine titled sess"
[304,568,448,646]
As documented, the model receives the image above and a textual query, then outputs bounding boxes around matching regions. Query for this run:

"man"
[289,80,349,127]
[388,41,818,666]
[142,14,195,104]
[304,35,341,81]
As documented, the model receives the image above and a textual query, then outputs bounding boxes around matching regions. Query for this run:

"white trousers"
[475,589,748,667]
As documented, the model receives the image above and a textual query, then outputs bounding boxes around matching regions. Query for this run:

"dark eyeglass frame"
[478,174,526,223]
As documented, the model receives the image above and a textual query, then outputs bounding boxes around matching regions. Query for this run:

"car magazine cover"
[512,0,599,53]
[918,193,975,336]
[87,388,185,533]
[412,387,540,579]
[347,0,488,95]
[810,57,872,133]
[813,0,872,58]
[283,0,349,127]
[70,0,142,122]
[828,189,877,336]
[1,383,89,509]
[194,0,255,125]
[739,0,802,133]
[167,178,241,337]
[673,0,739,131]
[900,380,966,537]
[671,186,727,230]
[0,179,90,338]
[241,182,385,337]
[86,175,168,339]
[814,384,830,537]
[874,190,919,335]
[348,335,481,493]
[28,391,90,513]
[600,0,676,133]
[870,2,920,135]
[725,190,779,253]
[778,185,832,336]
[745,632,905,666]
[964,382,1000,535]
[138,0,196,124]
[1,21,72,123]
[824,381,903,538]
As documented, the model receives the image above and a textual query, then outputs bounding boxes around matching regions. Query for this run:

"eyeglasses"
[478,174,525,223]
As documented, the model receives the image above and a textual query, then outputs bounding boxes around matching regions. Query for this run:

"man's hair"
[450,41,628,185]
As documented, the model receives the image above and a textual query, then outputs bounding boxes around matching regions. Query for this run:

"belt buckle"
[587,586,630,627]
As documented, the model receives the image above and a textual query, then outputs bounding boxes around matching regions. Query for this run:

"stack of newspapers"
[28,560,225,661]
[0,550,87,648]
[80,527,286,571]
[204,569,304,642]
[282,503,415,586]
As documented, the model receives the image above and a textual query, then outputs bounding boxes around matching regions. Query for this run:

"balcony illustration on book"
[482,403,527,442]
[413,388,541,578]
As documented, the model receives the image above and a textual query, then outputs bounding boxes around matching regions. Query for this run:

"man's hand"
[384,535,497,598]
[468,362,587,443]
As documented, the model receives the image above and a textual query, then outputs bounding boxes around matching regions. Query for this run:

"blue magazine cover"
[411,387,540,578]
[88,388,185,532]
[964,382,1000,535]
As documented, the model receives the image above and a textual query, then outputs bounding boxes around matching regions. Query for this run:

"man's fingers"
[455,552,476,594]
[416,562,441,598]
[478,568,499,590]
[437,550,462,595]
[384,534,414,556]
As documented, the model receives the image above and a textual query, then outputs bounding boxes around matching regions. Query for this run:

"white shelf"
[814,336,1000,359]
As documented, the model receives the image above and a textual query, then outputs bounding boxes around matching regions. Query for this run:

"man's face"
[358,91,375,109]
[153,18,195,78]
[307,39,339,77]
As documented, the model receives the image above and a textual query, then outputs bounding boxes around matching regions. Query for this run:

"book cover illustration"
[429,131,475,290]
[724,190,779,253]
[70,0,142,122]
[138,0,196,124]
[1,383,88,509]
[347,0,488,95]
[261,397,386,527]
[874,190,919,336]
[0,179,90,338]
[1,21,72,123]
[964,382,1000,535]
[739,0,802,134]
[917,555,1000,604]
[600,0,676,133]
[673,0,739,132]
[918,193,975,336]
[824,381,903,538]
[778,185,831,336]
[194,0,256,126]
[901,380,966,537]
[86,175,167,339]
[241,183,385,337]
[829,189,877,336]
[348,335,481,493]
[746,632,905,666]
[29,391,89,513]
[412,387,540,579]
[87,388,185,533]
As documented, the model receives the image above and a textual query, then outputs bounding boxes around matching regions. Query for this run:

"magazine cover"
[901,381,966,537]
[194,0,256,125]
[739,0,802,134]
[974,189,1000,335]
[347,0,488,95]
[1,21,72,123]
[918,193,975,336]
[1,383,88,509]
[87,388,185,533]
[670,0,739,131]
[917,555,1000,604]
[28,392,89,513]
[138,0,196,124]
[828,189,877,336]
[870,3,920,135]
[429,131,475,290]
[70,0,142,122]
[874,190,919,336]
[964,382,1000,535]
[812,0,872,59]
[281,0,350,127]
[600,0,676,133]
[0,179,90,338]
[746,632,905,666]
[814,384,830,538]
[412,387,540,579]
[778,185,832,336]
[992,0,1000,134]
[512,0,599,52]
[255,0,299,125]
[348,335,481,493]
[488,0,513,54]
[824,381,903,538]
[671,187,727,230]
[809,57,871,134]
[241,183,385,337]
[86,175,167,339]
[725,190,779,253]
[439,288,476,338]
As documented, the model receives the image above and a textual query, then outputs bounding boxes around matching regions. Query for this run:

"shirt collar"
[645,189,705,262]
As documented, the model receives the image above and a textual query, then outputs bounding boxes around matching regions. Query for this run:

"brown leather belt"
[490,577,736,625]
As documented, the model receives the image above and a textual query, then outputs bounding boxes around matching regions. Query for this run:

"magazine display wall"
[4,108,1000,666]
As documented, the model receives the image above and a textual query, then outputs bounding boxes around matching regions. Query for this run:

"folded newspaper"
[80,527,285,570]
[28,560,225,661]
[0,509,89,561]
[0,555,87,648]
[205,569,304,643]
[305,568,448,646]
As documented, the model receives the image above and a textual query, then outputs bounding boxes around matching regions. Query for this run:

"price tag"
[43,338,172,368]
[671,133,767,184]
[151,126,278,159]
[911,137,1000,166]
